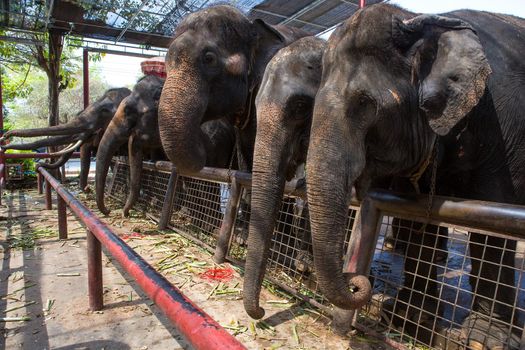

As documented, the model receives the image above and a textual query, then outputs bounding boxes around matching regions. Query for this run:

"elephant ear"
[396,15,492,136]
[252,18,286,46]
[249,19,287,86]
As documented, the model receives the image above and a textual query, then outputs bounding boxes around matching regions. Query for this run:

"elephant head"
[242,37,326,319]
[1,87,131,143]
[306,4,490,310]
[96,75,164,216]
[158,5,307,174]
[2,87,131,190]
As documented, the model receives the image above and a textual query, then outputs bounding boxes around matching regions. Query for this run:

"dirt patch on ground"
[0,186,389,350]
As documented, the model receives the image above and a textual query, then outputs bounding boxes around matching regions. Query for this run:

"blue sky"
[99,0,524,87]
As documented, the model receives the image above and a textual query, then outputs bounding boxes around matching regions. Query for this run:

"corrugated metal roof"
[0,0,381,48]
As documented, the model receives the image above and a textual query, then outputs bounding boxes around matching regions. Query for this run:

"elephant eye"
[203,51,218,66]
[289,96,313,121]
[358,95,369,106]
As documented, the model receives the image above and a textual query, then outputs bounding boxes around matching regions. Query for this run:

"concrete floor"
[1,186,386,350]
[0,189,187,350]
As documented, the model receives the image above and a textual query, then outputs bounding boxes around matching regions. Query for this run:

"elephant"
[96,75,166,217]
[306,3,523,349]
[95,75,236,218]
[158,4,308,174]
[1,87,131,190]
[243,36,328,319]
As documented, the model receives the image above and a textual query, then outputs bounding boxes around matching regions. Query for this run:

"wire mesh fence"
[170,176,230,248]
[356,216,525,349]
[108,160,170,217]
[107,159,525,349]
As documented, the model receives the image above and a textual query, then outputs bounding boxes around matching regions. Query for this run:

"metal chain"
[227,138,237,190]
[420,139,439,232]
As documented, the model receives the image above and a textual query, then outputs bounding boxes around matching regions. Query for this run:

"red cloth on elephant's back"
[141,56,166,79]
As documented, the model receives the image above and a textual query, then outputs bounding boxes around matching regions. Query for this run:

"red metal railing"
[0,164,4,205]
[37,167,247,350]
[2,152,81,159]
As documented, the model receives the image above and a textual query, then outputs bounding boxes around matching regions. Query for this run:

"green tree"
[0,30,102,128]
[6,64,110,143]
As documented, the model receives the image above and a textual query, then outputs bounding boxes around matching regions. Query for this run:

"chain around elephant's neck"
[234,86,256,131]
[408,135,438,195]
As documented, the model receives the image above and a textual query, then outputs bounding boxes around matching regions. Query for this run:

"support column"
[87,230,103,311]
[57,195,68,239]
[0,66,5,182]
[45,178,52,210]
[37,172,43,194]
[83,49,89,109]
[158,168,178,230]
[213,179,242,264]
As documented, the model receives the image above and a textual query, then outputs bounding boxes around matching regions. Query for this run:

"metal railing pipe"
[367,189,525,240]
[37,167,247,350]
[3,152,81,159]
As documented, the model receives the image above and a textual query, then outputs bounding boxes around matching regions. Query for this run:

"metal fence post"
[57,194,68,239]
[45,178,52,210]
[108,161,120,195]
[213,178,242,264]
[344,197,382,275]
[87,229,103,311]
[61,165,67,183]
[339,197,381,335]
[158,167,178,230]
[37,172,43,194]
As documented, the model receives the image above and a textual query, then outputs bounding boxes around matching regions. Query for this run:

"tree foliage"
[5,66,110,135]
[0,30,103,127]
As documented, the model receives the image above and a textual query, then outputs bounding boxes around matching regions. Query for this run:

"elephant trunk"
[79,143,92,192]
[306,93,372,310]
[95,120,130,215]
[2,134,78,151]
[3,119,87,139]
[39,151,74,169]
[159,68,209,174]
[243,123,287,319]
[123,135,143,217]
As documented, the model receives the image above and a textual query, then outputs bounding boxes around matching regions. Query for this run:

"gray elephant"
[95,75,235,218]
[307,4,523,349]
[96,75,166,217]
[243,37,328,319]
[1,87,131,190]
[158,5,308,174]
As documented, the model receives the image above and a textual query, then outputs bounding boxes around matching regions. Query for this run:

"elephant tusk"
[47,139,83,156]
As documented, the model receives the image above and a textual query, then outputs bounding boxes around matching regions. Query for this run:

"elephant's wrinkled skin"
[2,88,131,190]
[96,75,236,218]
[243,37,333,319]
[96,75,166,217]
[158,5,308,174]
[307,4,523,348]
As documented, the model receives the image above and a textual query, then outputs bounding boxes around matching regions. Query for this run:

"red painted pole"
[0,164,4,205]
[0,66,5,183]
[45,178,52,210]
[83,49,89,109]
[57,195,68,239]
[87,229,103,311]
[3,152,81,159]
[360,0,365,8]
[38,167,247,350]
[37,172,43,194]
